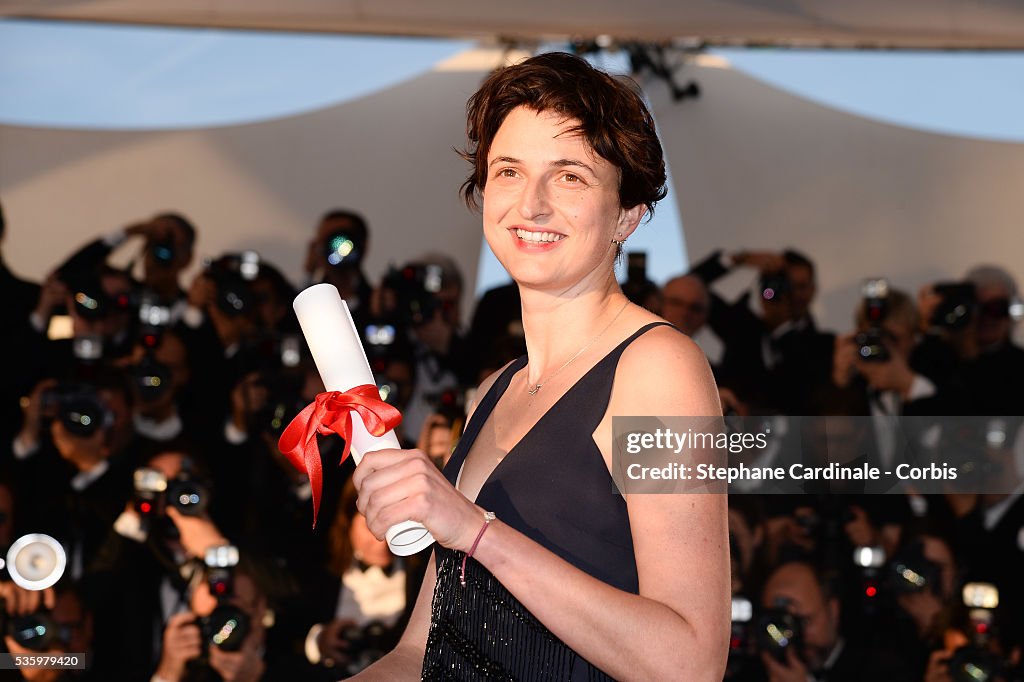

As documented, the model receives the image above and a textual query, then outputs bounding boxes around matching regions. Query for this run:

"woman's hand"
[352,449,482,553]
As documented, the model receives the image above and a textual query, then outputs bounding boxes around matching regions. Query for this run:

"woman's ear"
[616,204,647,241]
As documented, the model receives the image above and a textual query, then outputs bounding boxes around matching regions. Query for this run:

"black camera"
[931,282,977,330]
[857,278,892,362]
[381,263,445,327]
[944,583,1010,682]
[1,534,68,652]
[760,271,790,302]
[5,611,70,651]
[132,356,172,404]
[852,545,886,614]
[854,329,891,363]
[205,252,261,317]
[323,230,365,268]
[41,383,113,438]
[150,238,177,267]
[425,388,465,424]
[755,598,804,664]
[337,620,395,675]
[59,270,133,322]
[886,540,941,595]
[361,321,416,410]
[197,546,250,653]
[253,368,307,436]
[726,597,755,679]
[133,466,210,526]
[138,289,173,331]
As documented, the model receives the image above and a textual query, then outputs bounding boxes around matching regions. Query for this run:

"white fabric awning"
[4,0,1024,49]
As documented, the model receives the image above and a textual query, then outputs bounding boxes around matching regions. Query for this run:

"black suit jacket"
[688,251,834,414]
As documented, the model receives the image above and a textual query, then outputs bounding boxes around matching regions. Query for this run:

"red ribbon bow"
[277,385,402,528]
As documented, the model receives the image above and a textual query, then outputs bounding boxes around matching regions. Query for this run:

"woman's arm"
[355,333,729,680]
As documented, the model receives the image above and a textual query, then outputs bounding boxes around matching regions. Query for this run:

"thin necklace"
[526,300,630,395]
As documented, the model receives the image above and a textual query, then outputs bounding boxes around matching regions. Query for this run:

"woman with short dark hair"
[353,52,729,681]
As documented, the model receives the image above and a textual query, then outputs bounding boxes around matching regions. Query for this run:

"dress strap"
[442,355,526,485]
[611,321,676,354]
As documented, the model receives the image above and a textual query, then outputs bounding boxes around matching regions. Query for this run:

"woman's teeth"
[514,229,564,243]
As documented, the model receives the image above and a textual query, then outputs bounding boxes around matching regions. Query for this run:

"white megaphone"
[5,534,67,591]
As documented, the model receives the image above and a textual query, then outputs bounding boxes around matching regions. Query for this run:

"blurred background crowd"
[0,199,1022,681]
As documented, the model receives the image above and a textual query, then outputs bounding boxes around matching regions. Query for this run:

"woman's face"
[482,106,643,294]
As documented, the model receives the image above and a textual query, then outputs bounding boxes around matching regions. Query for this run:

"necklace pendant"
[528,384,541,395]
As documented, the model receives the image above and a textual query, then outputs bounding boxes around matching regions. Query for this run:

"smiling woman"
[350,52,729,681]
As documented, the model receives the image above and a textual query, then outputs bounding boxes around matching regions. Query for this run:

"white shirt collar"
[71,459,110,492]
[134,411,183,441]
[984,480,1024,531]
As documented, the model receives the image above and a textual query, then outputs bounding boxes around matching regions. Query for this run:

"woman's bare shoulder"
[614,320,719,417]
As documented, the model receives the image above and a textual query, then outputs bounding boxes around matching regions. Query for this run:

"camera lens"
[325,232,358,266]
[166,477,208,516]
[59,395,108,437]
[134,359,172,403]
[755,608,802,663]
[203,605,250,652]
[9,612,59,651]
[151,240,176,265]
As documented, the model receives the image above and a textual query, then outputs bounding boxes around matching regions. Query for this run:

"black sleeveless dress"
[421,322,671,681]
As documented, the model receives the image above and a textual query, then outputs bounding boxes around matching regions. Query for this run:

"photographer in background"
[661,274,710,339]
[962,265,1024,415]
[56,214,195,315]
[87,451,232,677]
[0,199,41,336]
[118,330,194,459]
[830,287,944,419]
[880,533,962,678]
[153,552,274,682]
[299,480,419,679]
[375,255,471,443]
[0,200,42,448]
[178,252,269,444]
[11,365,137,580]
[304,209,373,326]
[2,582,95,682]
[758,559,911,682]
[688,248,834,414]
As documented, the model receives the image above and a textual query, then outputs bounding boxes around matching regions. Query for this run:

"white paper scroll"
[293,283,434,556]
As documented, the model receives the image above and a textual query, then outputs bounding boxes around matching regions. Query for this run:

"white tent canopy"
[5,0,1024,49]
[3,47,1023,335]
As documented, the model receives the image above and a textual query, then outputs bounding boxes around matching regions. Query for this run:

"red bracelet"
[461,511,496,587]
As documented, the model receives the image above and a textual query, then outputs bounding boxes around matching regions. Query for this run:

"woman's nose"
[517,178,552,222]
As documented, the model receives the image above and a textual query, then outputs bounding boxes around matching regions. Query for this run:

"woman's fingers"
[353,447,482,551]
[352,448,428,493]
[356,456,436,514]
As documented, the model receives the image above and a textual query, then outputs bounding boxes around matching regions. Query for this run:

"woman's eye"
[562,173,581,183]
[498,168,517,178]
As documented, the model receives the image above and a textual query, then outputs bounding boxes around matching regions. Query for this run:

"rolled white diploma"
[293,283,434,556]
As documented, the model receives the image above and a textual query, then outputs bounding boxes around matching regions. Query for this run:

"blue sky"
[2,18,1022,289]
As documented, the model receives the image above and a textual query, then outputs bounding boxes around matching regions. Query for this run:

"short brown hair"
[461,52,667,216]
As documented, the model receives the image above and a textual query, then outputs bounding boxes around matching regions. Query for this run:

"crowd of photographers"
[0,198,1022,681]
[658,249,1024,682]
